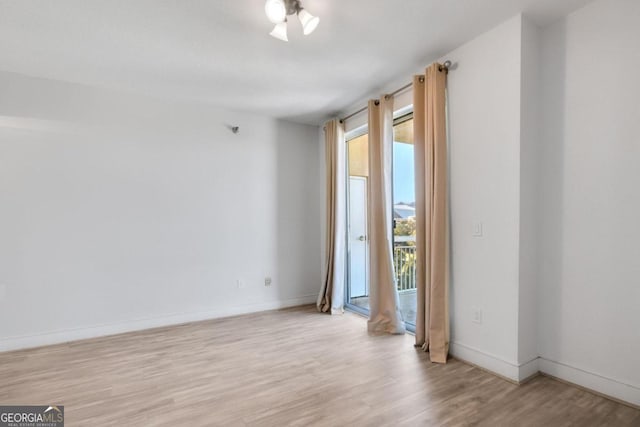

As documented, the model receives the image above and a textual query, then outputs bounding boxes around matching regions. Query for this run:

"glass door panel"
[392,115,416,327]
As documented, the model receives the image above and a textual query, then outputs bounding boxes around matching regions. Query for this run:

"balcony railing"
[394,243,416,292]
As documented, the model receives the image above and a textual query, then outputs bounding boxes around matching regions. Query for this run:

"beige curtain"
[317,119,346,314]
[413,64,450,363]
[367,96,406,334]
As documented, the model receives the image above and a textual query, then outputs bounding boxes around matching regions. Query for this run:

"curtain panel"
[317,119,346,314]
[367,96,406,334]
[413,63,450,363]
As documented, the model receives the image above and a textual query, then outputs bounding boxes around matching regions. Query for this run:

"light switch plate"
[472,307,483,324]
[473,221,483,237]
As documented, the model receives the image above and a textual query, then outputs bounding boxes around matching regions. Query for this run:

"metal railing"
[394,244,416,292]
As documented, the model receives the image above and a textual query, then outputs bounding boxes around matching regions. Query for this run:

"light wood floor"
[1,306,638,426]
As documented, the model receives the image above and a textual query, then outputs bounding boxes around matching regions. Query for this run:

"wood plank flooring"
[1,305,638,426]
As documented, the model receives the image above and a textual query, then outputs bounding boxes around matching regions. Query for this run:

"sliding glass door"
[346,130,370,313]
[345,112,416,327]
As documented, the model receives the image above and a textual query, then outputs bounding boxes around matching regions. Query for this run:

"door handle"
[358,235,366,241]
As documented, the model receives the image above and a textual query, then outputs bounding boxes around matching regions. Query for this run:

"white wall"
[446,4,640,403]
[0,71,321,351]
[444,16,525,380]
[538,0,640,405]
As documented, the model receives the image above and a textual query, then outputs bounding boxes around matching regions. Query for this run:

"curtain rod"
[339,60,452,124]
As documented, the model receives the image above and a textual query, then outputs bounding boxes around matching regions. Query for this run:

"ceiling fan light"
[269,22,288,42]
[265,0,286,24]
[298,9,319,35]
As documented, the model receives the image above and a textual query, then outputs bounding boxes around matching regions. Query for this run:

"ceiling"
[0,0,592,125]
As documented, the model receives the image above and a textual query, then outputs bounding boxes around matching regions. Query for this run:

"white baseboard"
[0,295,317,353]
[539,357,640,407]
[518,357,540,382]
[450,343,639,407]
[450,341,530,382]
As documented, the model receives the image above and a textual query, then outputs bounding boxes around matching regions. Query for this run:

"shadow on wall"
[538,19,567,358]
[275,120,322,304]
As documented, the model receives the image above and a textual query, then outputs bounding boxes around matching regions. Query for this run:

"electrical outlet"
[236,279,245,289]
[472,307,483,324]
[264,277,272,287]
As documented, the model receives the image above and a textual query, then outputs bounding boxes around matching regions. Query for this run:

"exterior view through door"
[346,113,417,326]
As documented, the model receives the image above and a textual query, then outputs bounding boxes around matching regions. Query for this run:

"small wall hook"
[231,126,239,134]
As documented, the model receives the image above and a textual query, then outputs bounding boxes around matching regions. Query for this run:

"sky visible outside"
[393,142,415,205]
